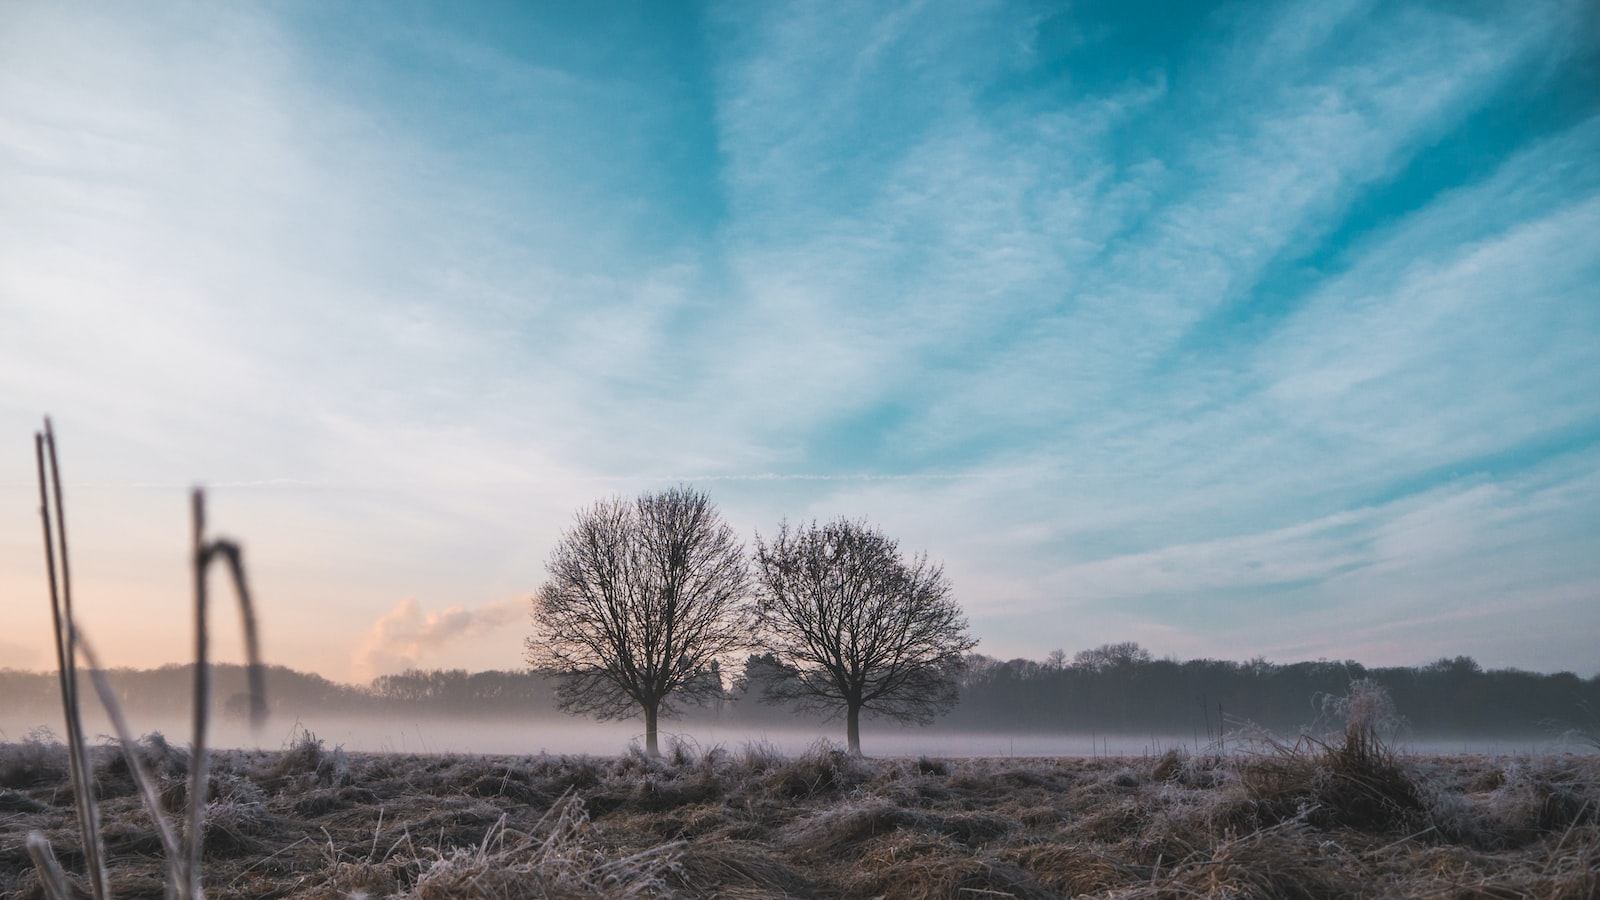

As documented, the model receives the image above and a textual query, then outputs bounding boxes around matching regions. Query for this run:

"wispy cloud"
[697,0,1578,482]
[1,0,1594,677]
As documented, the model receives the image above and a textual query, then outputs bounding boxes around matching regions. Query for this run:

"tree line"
[949,647,1600,738]
[4,650,1594,745]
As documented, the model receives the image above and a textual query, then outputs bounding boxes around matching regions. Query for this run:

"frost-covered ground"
[2,732,1597,898]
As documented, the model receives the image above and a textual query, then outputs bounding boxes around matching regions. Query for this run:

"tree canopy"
[527,485,753,755]
[752,518,976,754]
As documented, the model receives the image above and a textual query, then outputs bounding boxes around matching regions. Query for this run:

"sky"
[1,0,1597,685]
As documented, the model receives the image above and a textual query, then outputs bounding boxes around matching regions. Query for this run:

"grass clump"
[1232,679,1428,833]
[760,740,869,800]
[1154,819,1363,900]
[779,798,927,859]
[0,729,68,790]
[406,793,676,900]
[844,830,1054,900]
[265,726,350,791]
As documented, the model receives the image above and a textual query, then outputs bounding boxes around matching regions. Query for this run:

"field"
[2,729,1597,899]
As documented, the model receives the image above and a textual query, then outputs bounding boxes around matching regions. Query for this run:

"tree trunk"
[644,701,660,757]
[846,703,861,756]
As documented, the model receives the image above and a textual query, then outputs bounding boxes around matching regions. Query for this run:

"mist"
[2,709,1569,760]
[4,648,1595,759]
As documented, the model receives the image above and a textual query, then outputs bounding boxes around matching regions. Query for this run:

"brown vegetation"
[2,731,1596,899]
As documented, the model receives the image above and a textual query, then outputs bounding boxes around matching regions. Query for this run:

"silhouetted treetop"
[752,518,976,754]
[527,485,754,756]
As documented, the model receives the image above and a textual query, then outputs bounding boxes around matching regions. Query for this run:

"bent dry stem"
[26,418,268,900]
[34,420,108,900]
[185,489,268,897]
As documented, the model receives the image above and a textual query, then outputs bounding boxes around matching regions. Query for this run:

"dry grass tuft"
[759,740,870,800]
[100,733,188,785]
[265,727,350,791]
[1152,747,1186,782]
[1233,719,1426,834]
[464,768,545,806]
[779,798,926,860]
[842,830,1055,900]
[1316,723,1427,832]
[1005,841,1139,894]
[668,839,812,898]
[0,732,70,791]
[1149,819,1363,899]
[405,793,676,900]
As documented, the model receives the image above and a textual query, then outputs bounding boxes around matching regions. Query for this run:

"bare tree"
[527,485,752,755]
[753,518,977,755]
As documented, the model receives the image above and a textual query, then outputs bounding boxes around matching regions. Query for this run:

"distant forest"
[2,643,1596,740]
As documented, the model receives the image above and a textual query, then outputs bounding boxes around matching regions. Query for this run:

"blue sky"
[2,0,1597,682]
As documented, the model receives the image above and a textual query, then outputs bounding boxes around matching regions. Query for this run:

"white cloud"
[354,597,523,681]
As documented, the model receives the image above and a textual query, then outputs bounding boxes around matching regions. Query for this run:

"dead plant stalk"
[25,418,269,900]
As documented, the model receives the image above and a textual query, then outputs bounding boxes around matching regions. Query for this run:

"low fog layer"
[1,712,1566,759]
[4,648,1596,757]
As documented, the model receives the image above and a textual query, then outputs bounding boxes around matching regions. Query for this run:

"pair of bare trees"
[525,486,976,755]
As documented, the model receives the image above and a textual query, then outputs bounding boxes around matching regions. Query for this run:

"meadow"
[10,426,1596,897]
[2,726,1596,899]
